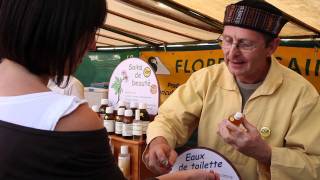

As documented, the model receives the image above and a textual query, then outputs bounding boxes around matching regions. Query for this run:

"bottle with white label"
[115,108,125,136]
[129,102,138,117]
[118,100,127,109]
[114,100,126,114]
[122,109,133,139]
[139,103,150,140]
[91,105,99,116]
[133,109,143,141]
[99,99,109,121]
[104,107,115,135]
[118,145,130,179]
[109,139,114,155]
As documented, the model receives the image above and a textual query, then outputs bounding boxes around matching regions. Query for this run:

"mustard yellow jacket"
[147,58,320,180]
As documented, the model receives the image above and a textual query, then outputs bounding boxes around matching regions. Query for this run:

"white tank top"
[0,92,87,130]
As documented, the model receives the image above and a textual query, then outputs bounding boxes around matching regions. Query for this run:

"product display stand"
[109,135,155,180]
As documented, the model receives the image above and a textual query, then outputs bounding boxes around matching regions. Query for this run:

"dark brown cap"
[223,1,288,37]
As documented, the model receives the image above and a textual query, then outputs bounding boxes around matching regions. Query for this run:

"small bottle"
[115,108,125,136]
[109,139,114,155]
[122,109,133,139]
[118,145,130,179]
[139,103,150,140]
[228,112,244,126]
[114,100,127,115]
[133,109,143,141]
[118,100,127,109]
[91,105,99,116]
[99,99,109,120]
[104,107,115,135]
[138,102,150,121]
[129,102,138,116]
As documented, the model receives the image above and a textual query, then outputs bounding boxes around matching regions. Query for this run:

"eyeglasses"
[217,35,258,52]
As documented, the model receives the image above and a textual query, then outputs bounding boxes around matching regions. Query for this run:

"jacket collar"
[218,56,283,97]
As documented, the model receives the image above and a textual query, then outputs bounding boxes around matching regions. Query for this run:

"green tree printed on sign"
[111,76,122,102]
[111,71,128,102]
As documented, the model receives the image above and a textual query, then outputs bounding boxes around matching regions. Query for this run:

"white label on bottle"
[122,123,133,136]
[104,120,115,132]
[141,121,150,134]
[133,122,142,136]
[115,122,123,134]
[118,156,130,178]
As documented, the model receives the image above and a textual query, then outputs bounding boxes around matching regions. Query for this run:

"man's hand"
[217,117,271,165]
[143,136,177,175]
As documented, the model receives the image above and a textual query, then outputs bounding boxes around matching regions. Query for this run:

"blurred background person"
[47,75,85,99]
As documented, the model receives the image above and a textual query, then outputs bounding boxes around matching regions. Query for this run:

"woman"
[0,0,218,179]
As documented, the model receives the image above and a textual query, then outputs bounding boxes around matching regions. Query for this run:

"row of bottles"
[92,99,150,141]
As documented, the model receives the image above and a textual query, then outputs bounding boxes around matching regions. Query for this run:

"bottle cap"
[91,105,99,112]
[124,109,133,117]
[120,145,129,154]
[234,112,243,120]
[138,102,147,109]
[118,100,126,107]
[106,107,114,114]
[130,102,138,109]
[100,99,109,105]
[117,108,125,115]
[135,109,140,120]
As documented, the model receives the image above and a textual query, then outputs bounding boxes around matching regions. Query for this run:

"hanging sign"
[140,47,320,103]
[171,148,240,180]
[140,50,224,103]
[108,58,159,115]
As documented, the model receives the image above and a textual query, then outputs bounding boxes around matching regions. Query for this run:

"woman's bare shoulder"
[54,103,103,131]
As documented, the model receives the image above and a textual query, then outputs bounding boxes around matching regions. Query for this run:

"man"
[47,75,85,99]
[143,1,320,179]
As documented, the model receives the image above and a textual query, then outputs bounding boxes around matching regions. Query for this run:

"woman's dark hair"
[0,0,106,85]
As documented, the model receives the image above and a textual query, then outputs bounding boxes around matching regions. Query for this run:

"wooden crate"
[109,135,155,180]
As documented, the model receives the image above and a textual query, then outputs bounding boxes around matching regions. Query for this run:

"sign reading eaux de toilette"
[171,148,240,180]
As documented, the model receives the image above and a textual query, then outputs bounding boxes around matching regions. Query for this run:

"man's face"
[221,26,276,83]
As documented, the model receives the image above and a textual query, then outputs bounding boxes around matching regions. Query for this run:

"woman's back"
[0,1,125,179]
[0,60,104,132]
[0,91,86,130]
[0,120,124,180]
[0,60,125,180]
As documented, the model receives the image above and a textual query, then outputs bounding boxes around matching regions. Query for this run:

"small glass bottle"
[99,98,109,120]
[139,103,150,140]
[104,107,115,135]
[129,102,138,117]
[133,109,143,141]
[91,105,99,116]
[109,139,114,155]
[115,108,125,136]
[138,102,150,121]
[228,112,244,126]
[118,145,130,180]
[122,109,133,139]
[114,100,127,116]
[118,100,127,109]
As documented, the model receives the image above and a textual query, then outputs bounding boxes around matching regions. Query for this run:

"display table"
[109,135,155,180]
